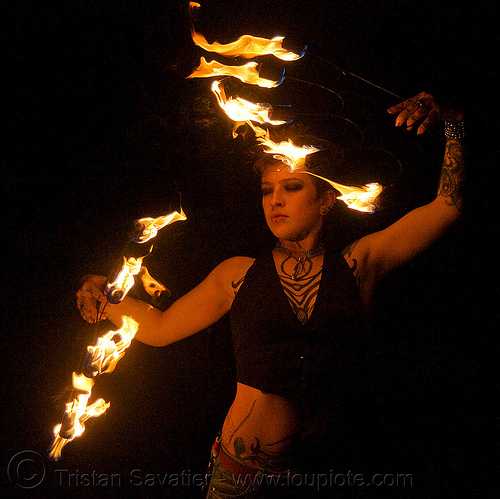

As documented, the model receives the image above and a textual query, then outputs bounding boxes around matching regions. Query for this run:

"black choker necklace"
[275,242,325,280]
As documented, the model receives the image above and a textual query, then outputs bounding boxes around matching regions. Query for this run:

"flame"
[48,373,110,461]
[211,81,288,137]
[187,4,382,213]
[335,182,382,213]
[62,373,95,440]
[49,208,184,459]
[48,317,139,460]
[250,125,382,212]
[212,117,382,213]
[189,3,304,61]
[106,254,147,304]
[304,172,382,213]
[134,208,187,244]
[140,266,168,299]
[252,128,382,212]
[251,124,321,171]
[85,316,139,377]
[108,208,186,303]
[187,57,284,88]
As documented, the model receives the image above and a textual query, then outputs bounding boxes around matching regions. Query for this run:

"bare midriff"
[220,382,303,471]
[218,252,326,470]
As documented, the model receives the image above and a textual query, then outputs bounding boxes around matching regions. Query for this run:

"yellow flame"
[251,124,320,171]
[140,266,168,299]
[49,209,184,459]
[189,3,303,61]
[211,80,288,137]
[48,373,110,461]
[134,208,187,243]
[187,57,283,88]
[66,373,95,439]
[48,317,139,460]
[304,172,382,213]
[107,208,186,302]
[221,120,383,213]
[107,254,147,301]
[86,316,139,377]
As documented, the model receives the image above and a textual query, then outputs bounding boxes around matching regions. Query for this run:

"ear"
[320,189,336,213]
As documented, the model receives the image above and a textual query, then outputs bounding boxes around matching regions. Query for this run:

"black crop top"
[230,248,367,410]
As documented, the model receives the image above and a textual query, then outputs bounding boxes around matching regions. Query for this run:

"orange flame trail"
[49,208,186,460]
[85,316,140,377]
[187,3,383,213]
[140,266,168,299]
[107,208,186,304]
[134,208,187,243]
[48,316,139,461]
[187,57,284,88]
[106,254,148,304]
[251,125,382,213]
[251,125,321,169]
[211,81,288,137]
[305,172,382,213]
[189,2,304,61]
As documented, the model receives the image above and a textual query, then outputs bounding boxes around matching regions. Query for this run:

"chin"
[270,227,308,241]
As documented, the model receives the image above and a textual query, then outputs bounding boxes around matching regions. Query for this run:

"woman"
[77,92,465,497]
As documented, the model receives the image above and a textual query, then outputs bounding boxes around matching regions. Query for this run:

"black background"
[2,1,498,496]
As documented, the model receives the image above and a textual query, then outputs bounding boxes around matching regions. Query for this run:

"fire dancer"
[77,91,465,497]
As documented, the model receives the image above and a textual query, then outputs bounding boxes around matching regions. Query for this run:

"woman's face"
[261,166,333,245]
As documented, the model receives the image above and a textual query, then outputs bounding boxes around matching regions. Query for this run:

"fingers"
[387,97,418,116]
[77,291,106,323]
[389,97,427,128]
[76,276,109,323]
[415,109,439,135]
[387,92,440,134]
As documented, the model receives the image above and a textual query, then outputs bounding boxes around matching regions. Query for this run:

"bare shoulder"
[211,256,255,299]
[215,256,255,277]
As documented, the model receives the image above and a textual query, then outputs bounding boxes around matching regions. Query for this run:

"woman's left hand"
[387,91,463,135]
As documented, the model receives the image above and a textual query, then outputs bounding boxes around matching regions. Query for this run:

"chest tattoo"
[278,257,323,324]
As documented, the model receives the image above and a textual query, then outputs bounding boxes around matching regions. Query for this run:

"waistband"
[217,445,260,478]
[213,441,294,479]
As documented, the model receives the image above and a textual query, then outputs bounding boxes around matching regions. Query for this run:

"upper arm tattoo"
[231,276,245,297]
[438,138,465,207]
[342,240,359,259]
[342,240,360,286]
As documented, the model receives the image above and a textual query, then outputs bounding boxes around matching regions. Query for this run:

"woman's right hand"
[76,275,109,323]
[387,91,464,135]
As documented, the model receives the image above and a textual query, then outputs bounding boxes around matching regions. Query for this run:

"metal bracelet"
[444,121,465,139]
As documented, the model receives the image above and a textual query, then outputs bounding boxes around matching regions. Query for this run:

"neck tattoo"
[275,242,325,280]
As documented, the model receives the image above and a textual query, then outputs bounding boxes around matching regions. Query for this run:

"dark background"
[2,1,498,496]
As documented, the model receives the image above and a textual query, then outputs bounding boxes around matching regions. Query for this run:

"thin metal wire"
[286,76,345,109]
[307,52,405,101]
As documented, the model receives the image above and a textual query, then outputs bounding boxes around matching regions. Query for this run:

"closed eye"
[284,183,303,192]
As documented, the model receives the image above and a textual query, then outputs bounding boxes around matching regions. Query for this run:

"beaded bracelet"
[444,121,465,139]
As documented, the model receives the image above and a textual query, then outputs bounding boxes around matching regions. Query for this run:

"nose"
[270,187,284,207]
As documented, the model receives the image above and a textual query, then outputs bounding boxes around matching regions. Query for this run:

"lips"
[271,214,288,223]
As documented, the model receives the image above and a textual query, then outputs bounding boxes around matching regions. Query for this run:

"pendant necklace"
[275,242,325,280]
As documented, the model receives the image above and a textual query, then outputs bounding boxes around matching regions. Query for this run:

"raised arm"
[77,256,254,347]
[343,92,465,307]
